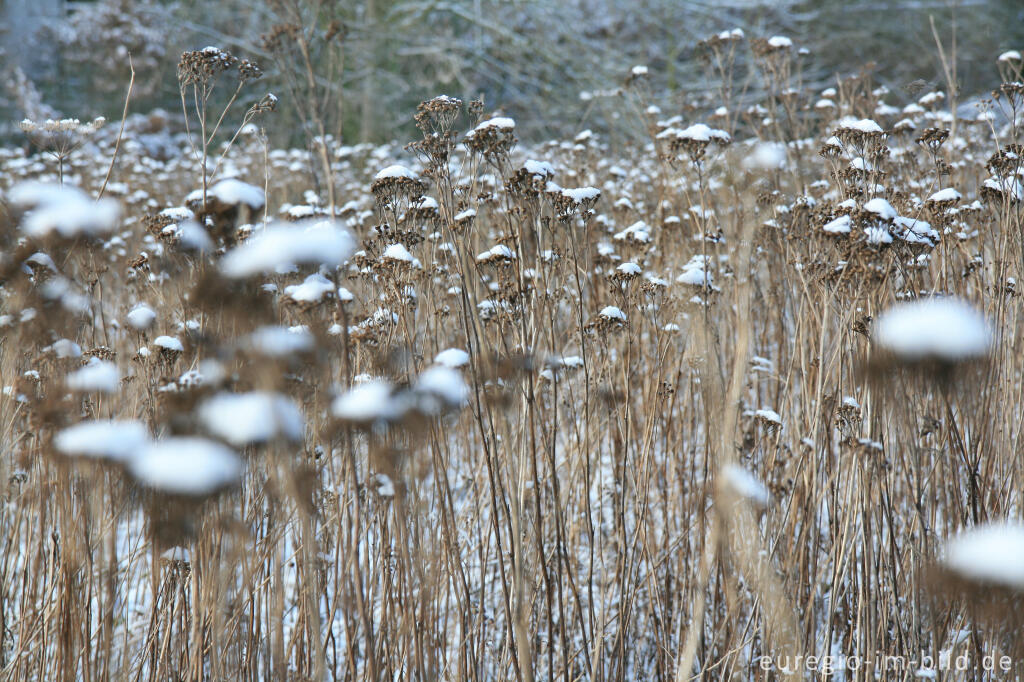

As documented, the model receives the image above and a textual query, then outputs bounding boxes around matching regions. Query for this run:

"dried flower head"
[178,46,238,87]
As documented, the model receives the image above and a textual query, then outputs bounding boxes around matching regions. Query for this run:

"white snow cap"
[126,303,157,331]
[676,255,713,287]
[997,50,1022,63]
[477,244,516,262]
[523,159,555,177]
[47,339,82,358]
[660,123,730,144]
[874,297,991,362]
[54,420,150,461]
[284,273,335,303]
[332,380,410,423]
[66,359,121,393]
[220,219,355,278]
[382,243,421,267]
[561,186,601,204]
[616,262,642,276]
[744,141,787,170]
[414,365,469,413]
[767,35,793,49]
[210,178,265,209]
[198,392,304,446]
[928,187,962,203]
[599,305,627,322]
[470,116,515,134]
[10,182,121,238]
[755,408,782,425]
[863,198,897,221]
[434,348,470,368]
[153,335,184,352]
[942,522,1024,589]
[721,464,770,506]
[243,325,315,357]
[823,215,852,234]
[130,437,243,495]
[374,164,417,181]
[839,118,884,134]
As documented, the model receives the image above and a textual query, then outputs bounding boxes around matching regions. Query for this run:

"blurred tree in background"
[1,0,1023,144]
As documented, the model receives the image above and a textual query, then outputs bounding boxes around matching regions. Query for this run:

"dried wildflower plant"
[4,34,1024,682]
[177,46,275,210]
[20,117,106,183]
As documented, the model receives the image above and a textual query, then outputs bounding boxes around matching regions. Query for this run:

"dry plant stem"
[98,56,135,201]
[930,14,959,141]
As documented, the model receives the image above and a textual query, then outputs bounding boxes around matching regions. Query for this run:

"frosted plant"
[177,46,275,210]
[19,117,105,184]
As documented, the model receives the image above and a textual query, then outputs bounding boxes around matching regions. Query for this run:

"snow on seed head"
[209,178,265,210]
[130,437,243,496]
[219,219,355,278]
[414,366,469,414]
[720,464,770,508]
[66,359,121,393]
[940,522,1024,591]
[873,298,991,364]
[242,325,316,358]
[284,273,335,304]
[126,303,157,331]
[332,380,411,425]
[54,420,150,462]
[434,348,470,368]
[10,182,121,239]
[198,392,304,446]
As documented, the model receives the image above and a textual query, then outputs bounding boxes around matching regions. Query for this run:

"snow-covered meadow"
[1,36,1023,682]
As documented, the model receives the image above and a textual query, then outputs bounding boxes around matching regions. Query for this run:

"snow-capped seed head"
[434,348,470,368]
[873,298,991,364]
[476,244,516,264]
[54,420,150,462]
[126,303,157,331]
[833,117,887,148]
[720,464,770,508]
[243,325,316,357]
[219,220,355,279]
[523,160,555,178]
[863,198,897,221]
[374,164,417,182]
[414,366,469,414]
[332,380,411,424]
[941,522,1024,591]
[590,306,628,332]
[130,437,243,496]
[381,243,422,268]
[198,392,304,446]
[153,335,185,353]
[66,359,121,393]
[464,116,517,157]
[754,408,783,432]
[599,306,627,322]
[613,262,643,282]
[10,182,121,239]
[46,339,82,359]
[209,178,265,210]
[822,215,852,234]
[926,187,962,205]
[284,273,335,304]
